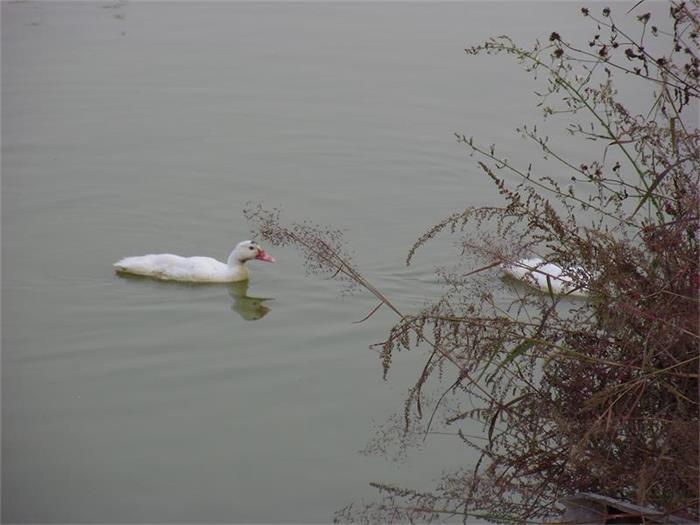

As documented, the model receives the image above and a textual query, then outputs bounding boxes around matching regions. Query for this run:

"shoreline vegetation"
[247,2,698,523]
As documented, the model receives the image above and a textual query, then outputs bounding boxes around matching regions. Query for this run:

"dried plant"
[248,3,698,523]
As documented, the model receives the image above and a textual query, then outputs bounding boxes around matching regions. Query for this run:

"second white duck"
[114,240,275,283]
[503,257,588,297]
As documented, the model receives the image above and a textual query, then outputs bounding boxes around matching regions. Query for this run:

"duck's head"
[229,240,276,265]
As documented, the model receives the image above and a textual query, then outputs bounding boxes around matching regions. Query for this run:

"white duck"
[503,257,588,297]
[114,240,275,283]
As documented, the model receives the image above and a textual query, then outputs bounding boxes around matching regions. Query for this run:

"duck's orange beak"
[255,249,275,263]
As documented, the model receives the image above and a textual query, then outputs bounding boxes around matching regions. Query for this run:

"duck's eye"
[249,246,255,250]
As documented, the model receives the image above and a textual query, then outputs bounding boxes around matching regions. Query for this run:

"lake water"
[2,2,654,522]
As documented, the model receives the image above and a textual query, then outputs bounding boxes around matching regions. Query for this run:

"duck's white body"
[114,240,275,283]
[114,254,244,282]
[503,257,588,297]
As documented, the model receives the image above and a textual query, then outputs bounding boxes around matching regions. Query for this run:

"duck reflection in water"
[227,280,272,321]
[116,274,272,321]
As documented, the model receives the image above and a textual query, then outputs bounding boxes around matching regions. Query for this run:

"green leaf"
[499,339,536,368]
[630,165,673,218]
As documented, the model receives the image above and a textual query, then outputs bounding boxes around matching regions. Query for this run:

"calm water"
[2,2,649,522]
